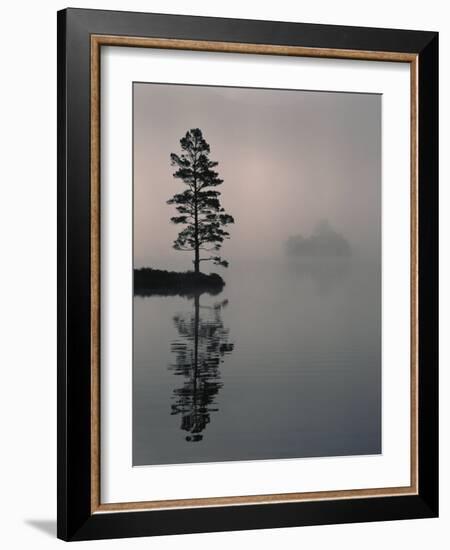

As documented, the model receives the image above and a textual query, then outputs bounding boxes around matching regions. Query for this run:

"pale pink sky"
[133,83,381,270]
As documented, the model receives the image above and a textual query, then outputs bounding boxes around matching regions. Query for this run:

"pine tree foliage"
[168,128,234,273]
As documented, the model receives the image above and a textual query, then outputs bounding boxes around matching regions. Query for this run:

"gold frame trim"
[90,35,419,514]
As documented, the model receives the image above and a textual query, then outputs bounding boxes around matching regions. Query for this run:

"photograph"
[132,82,382,466]
[54,6,439,542]
[0,0,443,544]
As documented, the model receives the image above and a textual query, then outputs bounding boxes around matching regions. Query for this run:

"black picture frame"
[57,7,438,541]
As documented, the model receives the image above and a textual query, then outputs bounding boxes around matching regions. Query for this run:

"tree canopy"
[168,128,234,273]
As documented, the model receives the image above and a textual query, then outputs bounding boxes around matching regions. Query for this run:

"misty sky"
[133,82,381,269]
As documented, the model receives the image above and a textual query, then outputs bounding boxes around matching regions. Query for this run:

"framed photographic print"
[57,8,438,541]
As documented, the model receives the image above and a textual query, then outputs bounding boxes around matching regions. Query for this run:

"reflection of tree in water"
[169,295,234,442]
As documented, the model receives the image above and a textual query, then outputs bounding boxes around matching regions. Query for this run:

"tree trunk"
[193,170,200,274]
[194,247,200,274]
[194,198,199,274]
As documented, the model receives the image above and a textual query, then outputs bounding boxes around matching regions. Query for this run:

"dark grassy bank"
[134,268,225,297]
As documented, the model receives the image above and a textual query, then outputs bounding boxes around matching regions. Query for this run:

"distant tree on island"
[168,128,234,274]
[286,221,351,258]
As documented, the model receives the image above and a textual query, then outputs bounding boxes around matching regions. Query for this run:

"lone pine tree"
[168,128,234,274]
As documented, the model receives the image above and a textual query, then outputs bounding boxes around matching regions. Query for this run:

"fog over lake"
[133,83,381,465]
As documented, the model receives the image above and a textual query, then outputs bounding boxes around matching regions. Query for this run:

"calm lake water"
[133,259,381,466]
